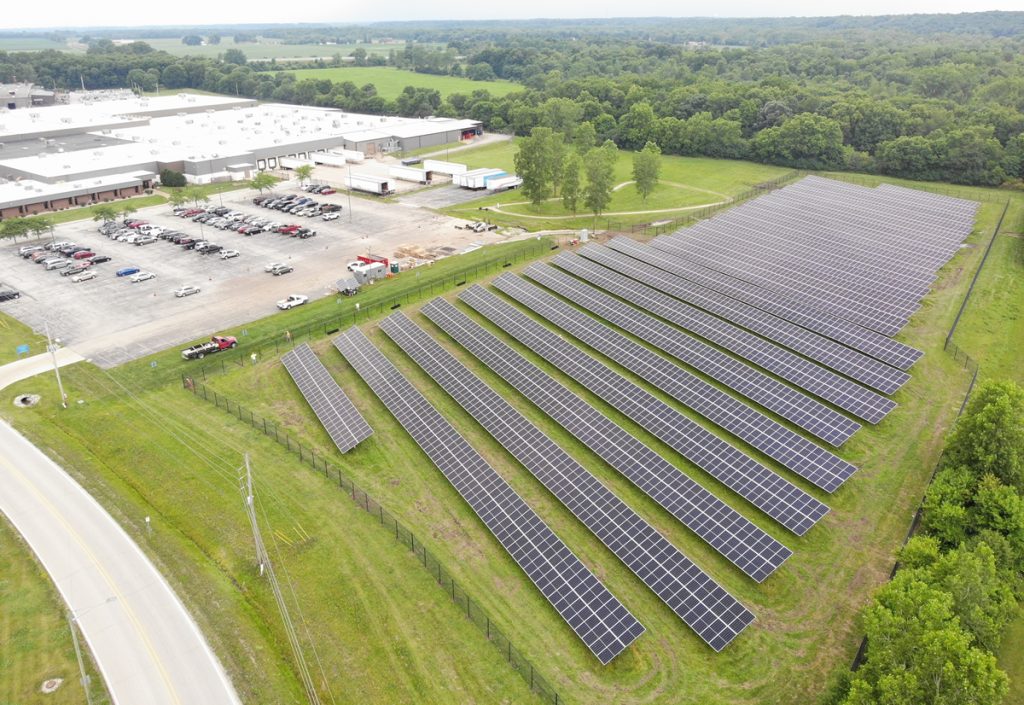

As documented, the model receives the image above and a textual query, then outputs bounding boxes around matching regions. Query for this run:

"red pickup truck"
[181,335,238,360]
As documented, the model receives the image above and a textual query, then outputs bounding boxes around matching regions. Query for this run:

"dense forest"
[2,13,1024,186]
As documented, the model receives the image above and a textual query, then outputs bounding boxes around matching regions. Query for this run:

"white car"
[346,260,368,272]
[130,271,156,283]
[71,270,98,283]
[322,212,340,221]
[220,249,240,260]
[265,262,287,272]
[174,285,201,298]
[277,294,309,310]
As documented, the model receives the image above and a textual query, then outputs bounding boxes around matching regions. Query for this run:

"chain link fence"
[182,378,561,705]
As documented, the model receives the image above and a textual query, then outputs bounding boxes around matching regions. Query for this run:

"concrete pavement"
[0,347,84,391]
[0,419,243,705]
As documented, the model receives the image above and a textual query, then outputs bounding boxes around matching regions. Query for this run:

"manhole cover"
[13,394,40,408]
[41,677,63,693]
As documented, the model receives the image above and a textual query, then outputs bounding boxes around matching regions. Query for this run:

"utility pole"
[67,611,94,705]
[44,320,67,409]
[241,455,322,705]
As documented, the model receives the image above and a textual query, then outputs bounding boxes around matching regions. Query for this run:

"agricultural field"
[440,139,791,231]
[1,169,1021,705]
[280,66,520,99]
[0,37,71,52]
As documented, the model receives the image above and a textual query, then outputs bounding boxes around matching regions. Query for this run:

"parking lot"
[0,182,514,367]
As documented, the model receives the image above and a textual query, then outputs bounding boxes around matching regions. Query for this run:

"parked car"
[322,212,340,221]
[72,250,95,260]
[219,249,240,259]
[134,235,158,246]
[276,294,308,310]
[130,271,156,283]
[71,270,98,283]
[346,261,367,272]
[197,244,223,255]
[270,264,293,276]
[45,259,70,271]
[61,262,91,277]
[174,285,201,298]
[264,262,287,272]
[19,245,44,256]
[46,241,74,251]
[116,266,141,277]
[296,229,317,239]
[30,251,51,263]
[86,254,112,264]
[0,289,21,302]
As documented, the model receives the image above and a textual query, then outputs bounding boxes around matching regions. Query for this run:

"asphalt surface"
[0,418,243,705]
[0,182,512,367]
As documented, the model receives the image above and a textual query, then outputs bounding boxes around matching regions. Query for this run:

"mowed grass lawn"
[281,67,521,99]
[440,139,789,231]
[2,173,1021,704]
[0,515,110,705]
[0,312,46,366]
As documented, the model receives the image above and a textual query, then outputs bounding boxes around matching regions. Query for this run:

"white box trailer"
[311,151,348,167]
[389,165,432,184]
[333,149,365,164]
[455,168,506,190]
[485,174,523,192]
[344,173,395,196]
[423,159,467,176]
[279,157,316,171]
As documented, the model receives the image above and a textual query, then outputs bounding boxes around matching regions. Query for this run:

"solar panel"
[576,243,910,395]
[456,286,830,535]
[531,258,885,431]
[332,327,644,664]
[606,237,924,371]
[494,273,857,492]
[419,298,793,582]
[281,343,373,453]
[651,235,911,336]
[380,311,756,650]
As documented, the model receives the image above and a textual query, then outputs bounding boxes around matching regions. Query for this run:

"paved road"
[0,347,83,392]
[0,419,243,705]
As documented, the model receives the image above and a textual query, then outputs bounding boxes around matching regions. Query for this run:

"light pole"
[346,163,353,224]
[44,320,67,409]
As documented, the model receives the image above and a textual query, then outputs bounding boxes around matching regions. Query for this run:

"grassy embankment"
[0,513,110,704]
[1,173,1021,704]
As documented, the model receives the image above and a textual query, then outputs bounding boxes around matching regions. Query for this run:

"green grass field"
[1,169,1021,704]
[279,67,520,99]
[440,139,789,231]
[0,312,46,366]
[0,37,69,52]
[15,195,167,229]
[0,514,110,705]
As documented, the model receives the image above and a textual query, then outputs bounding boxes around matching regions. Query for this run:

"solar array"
[280,343,373,453]
[575,244,910,395]
[457,285,830,534]
[606,236,923,371]
[333,327,645,664]
[649,176,978,336]
[493,273,857,491]
[421,297,793,580]
[533,258,890,430]
[379,311,756,650]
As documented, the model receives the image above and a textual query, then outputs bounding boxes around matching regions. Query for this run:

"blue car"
[116,266,140,277]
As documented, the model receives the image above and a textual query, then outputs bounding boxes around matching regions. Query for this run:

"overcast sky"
[1,1,1020,31]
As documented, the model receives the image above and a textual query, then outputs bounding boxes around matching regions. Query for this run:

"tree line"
[825,381,1024,705]
[2,14,1024,186]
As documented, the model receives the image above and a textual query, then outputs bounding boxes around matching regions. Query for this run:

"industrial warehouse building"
[0,92,482,219]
